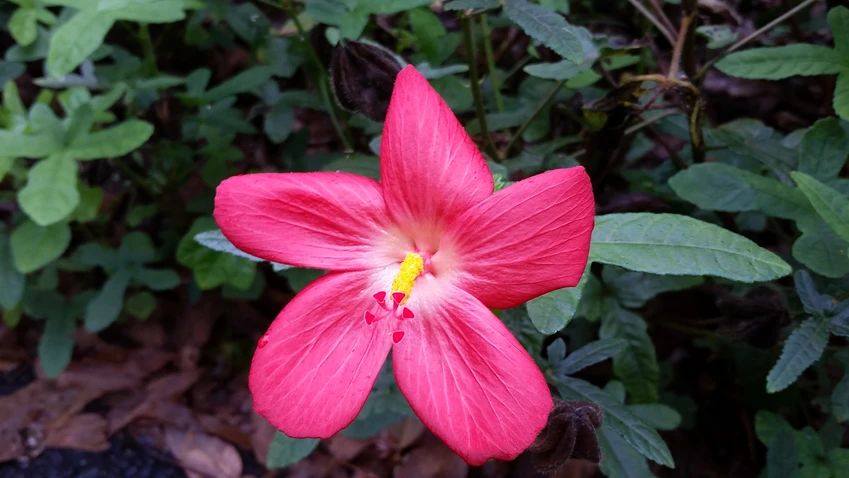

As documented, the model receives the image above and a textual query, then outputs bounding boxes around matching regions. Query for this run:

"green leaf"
[264,102,295,144]
[39,311,75,378]
[603,266,703,309]
[767,428,800,478]
[266,432,319,469]
[798,118,849,181]
[832,370,849,422]
[626,404,682,431]
[793,218,849,278]
[829,6,849,59]
[591,213,792,282]
[409,7,446,65]
[600,305,659,403]
[18,155,80,226]
[524,58,593,80]
[194,229,265,262]
[125,291,155,320]
[695,24,737,49]
[554,376,674,467]
[73,184,102,222]
[755,410,793,445]
[669,163,811,221]
[322,154,381,181]
[178,218,257,290]
[65,103,95,144]
[597,424,655,478]
[557,338,627,375]
[201,66,273,103]
[0,234,25,309]
[9,7,38,46]
[46,10,115,77]
[766,318,830,393]
[835,73,849,122]
[66,120,154,160]
[794,270,831,317]
[504,0,583,64]
[715,45,848,80]
[10,220,71,273]
[84,268,131,332]
[0,129,62,158]
[792,172,849,243]
[526,267,591,334]
[444,0,500,11]
[133,268,180,291]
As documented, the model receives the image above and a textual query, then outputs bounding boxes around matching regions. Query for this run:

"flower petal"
[438,167,594,309]
[380,66,493,251]
[392,276,553,465]
[215,172,408,271]
[249,270,395,438]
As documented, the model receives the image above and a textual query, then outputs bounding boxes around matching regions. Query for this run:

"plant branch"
[501,80,564,158]
[694,0,818,83]
[479,14,504,113]
[627,0,676,46]
[462,15,499,161]
[667,14,693,80]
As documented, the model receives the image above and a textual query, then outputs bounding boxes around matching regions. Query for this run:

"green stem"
[138,24,158,76]
[281,2,353,150]
[462,15,499,161]
[479,14,504,113]
[502,79,564,158]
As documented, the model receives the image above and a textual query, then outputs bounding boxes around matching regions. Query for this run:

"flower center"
[390,252,424,304]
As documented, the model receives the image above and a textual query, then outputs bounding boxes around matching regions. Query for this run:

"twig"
[647,0,677,40]
[695,0,819,83]
[501,80,564,158]
[572,109,678,158]
[667,14,693,80]
[479,14,504,113]
[462,15,499,160]
[627,0,676,46]
[280,2,353,150]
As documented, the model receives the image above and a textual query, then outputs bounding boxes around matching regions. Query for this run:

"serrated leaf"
[18,155,80,226]
[558,338,627,375]
[715,45,847,80]
[792,171,849,243]
[526,267,591,334]
[766,318,830,393]
[39,311,75,378]
[84,268,131,332]
[600,305,659,403]
[9,7,38,46]
[0,234,25,309]
[201,66,273,103]
[626,404,681,431]
[266,432,319,469]
[591,213,792,282]
[832,371,849,422]
[669,163,811,221]
[793,218,849,278]
[504,0,583,64]
[66,120,154,159]
[798,118,849,181]
[10,220,71,273]
[597,424,655,478]
[829,6,849,59]
[524,58,594,80]
[554,376,674,467]
[46,10,115,77]
[603,266,703,309]
[768,428,800,478]
[793,270,831,317]
[194,229,265,262]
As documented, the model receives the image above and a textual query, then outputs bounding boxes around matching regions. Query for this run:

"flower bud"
[330,40,404,122]
[528,399,604,472]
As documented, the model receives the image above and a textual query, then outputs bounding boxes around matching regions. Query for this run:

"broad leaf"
[133,268,181,291]
[835,73,849,121]
[10,220,71,273]
[600,305,659,403]
[444,0,500,11]
[791,172,849,243]
[591,213,792,282]
[766,318,830,393]
[178,218,257,290]
[798,118,849,181]
[526,267,591,334]
[18,155,80,226]
[626,404,681,431]
[597,424,655,478]
[767,428,800,478]
[504,0,583,64]
[833,371,849,422]
[46,11,115,77]
[66,120,154,159]
[201,66,273,103]
[793,218,849,278]
[0,233,25,309]
[794,270,831,317]
[266,432,319,470]
[84,269,131,332]
[554,376,674,467]
[558,339,627,375]
[39,311,75,378]
[0,129,62,158]
[829,6,849,59]
[9,7,38,46]
[715,44,848,80]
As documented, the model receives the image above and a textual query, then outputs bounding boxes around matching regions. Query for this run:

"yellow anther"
[391,253,424,304]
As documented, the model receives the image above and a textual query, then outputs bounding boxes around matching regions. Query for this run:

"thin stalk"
[627,0,676,46]
[462,15,499,160]
[480,14,504,113]
[572,109,678,159]
[138,24,158,76]
[695,0,818,82]
[667,15,692,80]
[281,2,353,150]
[501,80,565,158]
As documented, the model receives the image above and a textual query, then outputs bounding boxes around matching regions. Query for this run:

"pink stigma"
[258,334,269,349]
[402,308,415,319]
[392,331,405,343]
[364,311,376,325]
[373,291,387,303]
[392,292,406,304]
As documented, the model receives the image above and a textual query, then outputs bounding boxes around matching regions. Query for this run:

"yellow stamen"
[391,253,424,304]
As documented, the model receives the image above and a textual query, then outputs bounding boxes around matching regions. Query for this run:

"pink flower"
[214,66,594,465]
